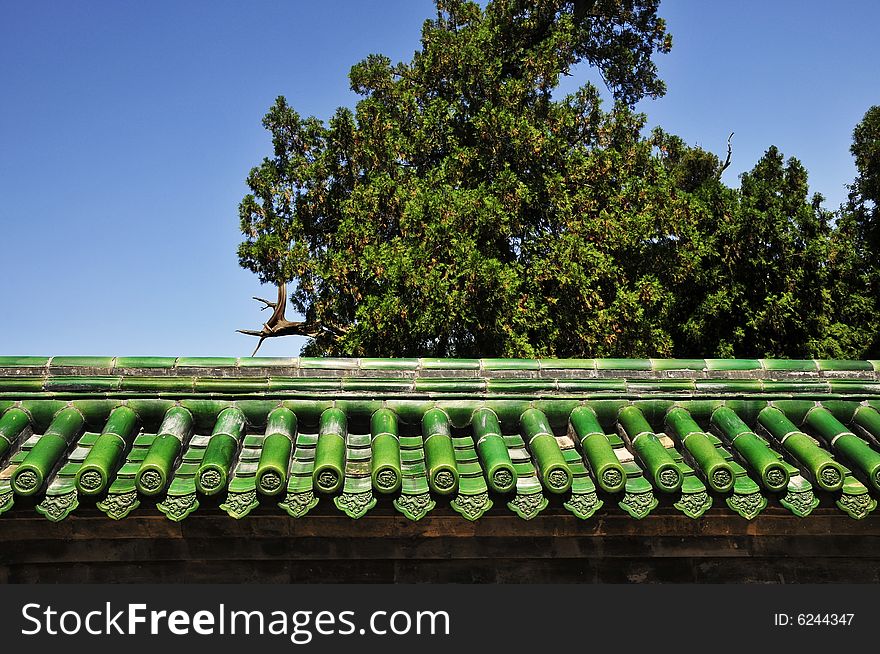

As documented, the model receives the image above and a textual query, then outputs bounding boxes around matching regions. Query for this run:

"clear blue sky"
[1,0,877,357]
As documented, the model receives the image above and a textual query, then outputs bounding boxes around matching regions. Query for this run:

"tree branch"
[719,132,734,176]
[238,282,346,355]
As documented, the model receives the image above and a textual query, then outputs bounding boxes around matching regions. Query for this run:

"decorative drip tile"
[98,432,155,519]
[563,491,602,519]
[335,490,376,519]
[393,435,435,521]
[280,490,319,518]
[34,431,96,521]
[836,473,877,520]
[221,431,263,519]
[726,471,767,520]
[725,490,767,520]
[156,438,205,522]
[450,434,493,521]
[836,490,877,520]
[333,433,376,519]
[220,490,260,519]
[450,491,492,520]
[35,488,79,522]
[96,490,140,520]
[660,434,712,519]
[674,489,712,519]
[0,489,13,515]
[505,433,548,520]
[560,435,603,520]
[611,432,658,519]
[619,486,658,519]
[507,491,549,520]
[780,472,819,517]
[278,431,319,518]
[157,492,199,521]
[393,492,435,521]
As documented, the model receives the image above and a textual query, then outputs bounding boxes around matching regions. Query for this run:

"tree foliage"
[237,0,880,359]
[827,106,880,358]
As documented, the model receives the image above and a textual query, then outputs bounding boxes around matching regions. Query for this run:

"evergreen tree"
[237,0,694,357]
[829,106,880,358]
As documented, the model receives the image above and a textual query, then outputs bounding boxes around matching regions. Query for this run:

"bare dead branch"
[238,282,343,355]
[252,296,277,311]
[719,132,734,175]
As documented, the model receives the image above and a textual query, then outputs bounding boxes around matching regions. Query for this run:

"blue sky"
[1,0,877,357]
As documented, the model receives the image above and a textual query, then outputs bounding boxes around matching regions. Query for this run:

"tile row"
[1,399,878,522]
[3,375,880,396]
[1,356,879,376]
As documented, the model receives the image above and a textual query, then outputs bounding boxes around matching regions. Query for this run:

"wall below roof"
[2,504,878,583]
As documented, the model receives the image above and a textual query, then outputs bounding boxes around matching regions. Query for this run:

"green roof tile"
[482,358,540,370]
[299,358,359,369]
[420,358,481,369]
[176,357,238,367]
[114,357,178,369]
[360,358,420,370]
[50,356,116,368]
[0,356,50,367]
[705,359,762,371]
[596,359,652,370]
[651,358,707,371]
[816,359,874,371]
[237,357,298,368]
[1,356,879,522]
[760,359,819,372]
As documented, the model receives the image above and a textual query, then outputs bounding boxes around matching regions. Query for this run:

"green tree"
[236,0,704,357]
[674,146,834,358]
[828,106,880,358]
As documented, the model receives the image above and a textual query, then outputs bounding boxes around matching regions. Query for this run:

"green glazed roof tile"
[558,379,627,392]
[57,462,82,476]
[2,357,880,521]
[268,378,341,391]
[627,380,696,393]
[596,359,652,370]
[175,357,238,368]
[295,433,319,446]
[761,381,831,393]
[414,378,487,393]
[121,377,195,392]
[695,380,764,393]
[420,358,481,369]
[651,359,707,371]
[0,357,50,368]
[133,433,157,447]
[0,378,49,392]
[116,462,142,476]
[482,359,541,370]
[238,357,299,368]
[487,379,556,393]
[341,378,412,392]
[761,359,819,372]
[124,448,149,463]
[360,358,420,370]
[705,359,762,371]
[817,360,874,372]
[193,378,269,392]
[242,434,265,447]
[114,357,178,369]
[828,381,880,394]
[299,358,359,370]
[538,358,597,370]
[50,356,116,368]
